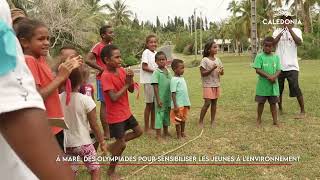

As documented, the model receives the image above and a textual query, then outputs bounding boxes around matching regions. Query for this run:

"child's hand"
[212,64,218,71]
[126,69,134,77]
[267,76,276,83]
[100,142,108,155]
[157,101,163,108]
[174,107,179,115]
[125,69,134,85]
[65,55,83,68]
[57,61,73,80]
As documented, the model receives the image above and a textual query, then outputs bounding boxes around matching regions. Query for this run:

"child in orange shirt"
[16,19,82,144]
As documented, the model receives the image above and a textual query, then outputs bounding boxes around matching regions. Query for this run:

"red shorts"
[170,107,189,125]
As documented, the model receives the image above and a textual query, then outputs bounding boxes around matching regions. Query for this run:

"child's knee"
[135,127,143,137]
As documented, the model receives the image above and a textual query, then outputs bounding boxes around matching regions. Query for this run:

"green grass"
[78,53,320,179]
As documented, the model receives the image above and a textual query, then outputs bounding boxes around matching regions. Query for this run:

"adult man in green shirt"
[252,37,281,127]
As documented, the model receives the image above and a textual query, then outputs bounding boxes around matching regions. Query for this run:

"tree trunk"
[302,2,311,33]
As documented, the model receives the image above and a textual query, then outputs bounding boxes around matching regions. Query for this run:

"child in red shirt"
[86,25,114,139]
[16,19,82,139]
[100,44,143,179]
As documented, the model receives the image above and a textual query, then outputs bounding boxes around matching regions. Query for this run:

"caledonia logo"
[263,19,302,25]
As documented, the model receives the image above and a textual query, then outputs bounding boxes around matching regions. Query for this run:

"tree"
[105,0,133,26]
[285,0,320,33]
[23,0,108,54]
[132,13,140,29]
[227,0,240,16]
[156,16,161,29]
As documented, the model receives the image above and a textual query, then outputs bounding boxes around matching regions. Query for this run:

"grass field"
[78,53,320,179]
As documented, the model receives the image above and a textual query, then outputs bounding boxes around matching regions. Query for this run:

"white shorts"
[0,42,44,114]
[143,83,154,103]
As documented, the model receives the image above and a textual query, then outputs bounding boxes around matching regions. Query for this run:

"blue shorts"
[96,80,104,102]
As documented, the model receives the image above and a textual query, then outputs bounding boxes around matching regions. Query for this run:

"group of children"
[140,35,192,141]
[140,35,226,141]
[2,2,284,178]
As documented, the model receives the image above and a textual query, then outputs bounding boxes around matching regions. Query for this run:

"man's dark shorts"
[255,96,279,104]
[109,115,138,139]
[278,70,302,97]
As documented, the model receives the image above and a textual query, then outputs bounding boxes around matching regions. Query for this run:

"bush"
[113,26,150,64]
[123,55,139,66]
[189,60,200,68]
[174,32,193,53]
[183,44,193,55]
[298,33,320,60]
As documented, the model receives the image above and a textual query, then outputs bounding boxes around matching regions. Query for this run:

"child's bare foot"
[144,129,153,136]
[107,171,122,180]
[198,122,204,128]
[256,122,262,128]
[210,121,216,128]
[273,123,280,128]
[163,133,172,139]
[157,136,165,143]
[181,132,187,138]
[294,113,306,119]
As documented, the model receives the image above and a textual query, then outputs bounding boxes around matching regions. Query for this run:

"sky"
[101,0,234,25]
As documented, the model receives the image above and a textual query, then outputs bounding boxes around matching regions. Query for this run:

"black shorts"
[109,115,138,139]
[278,70,302,97]
[55,130,64,150]
[255,96,279,104]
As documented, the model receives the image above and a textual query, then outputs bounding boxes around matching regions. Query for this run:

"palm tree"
[105,0,133,26]
[227,0,240,16]
[284,0,320,33]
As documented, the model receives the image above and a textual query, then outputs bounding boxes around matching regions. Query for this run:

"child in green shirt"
[151,51,172,142]
[252,36,281,127]
[170,59,191,139]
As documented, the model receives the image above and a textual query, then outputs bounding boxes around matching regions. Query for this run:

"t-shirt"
[0,1,43,179]
[101,67,132,124]
[79,83,94,97]
[59,92,96,147]
[90,42,107,80]
[151,68,172,110]
[170,76,191,108]
[25,55,64,134]
[200,57,223,87]
[252,52,281,96]
[140,49,157,84]
[272,27,303,71]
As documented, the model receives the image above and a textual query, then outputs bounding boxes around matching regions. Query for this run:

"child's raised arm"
[37,56,82,99]
[87,108,107,153]
[126,69,134,93]
[108,74,133,101]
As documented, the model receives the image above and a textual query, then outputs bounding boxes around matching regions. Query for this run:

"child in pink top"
[198,41,224,128]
